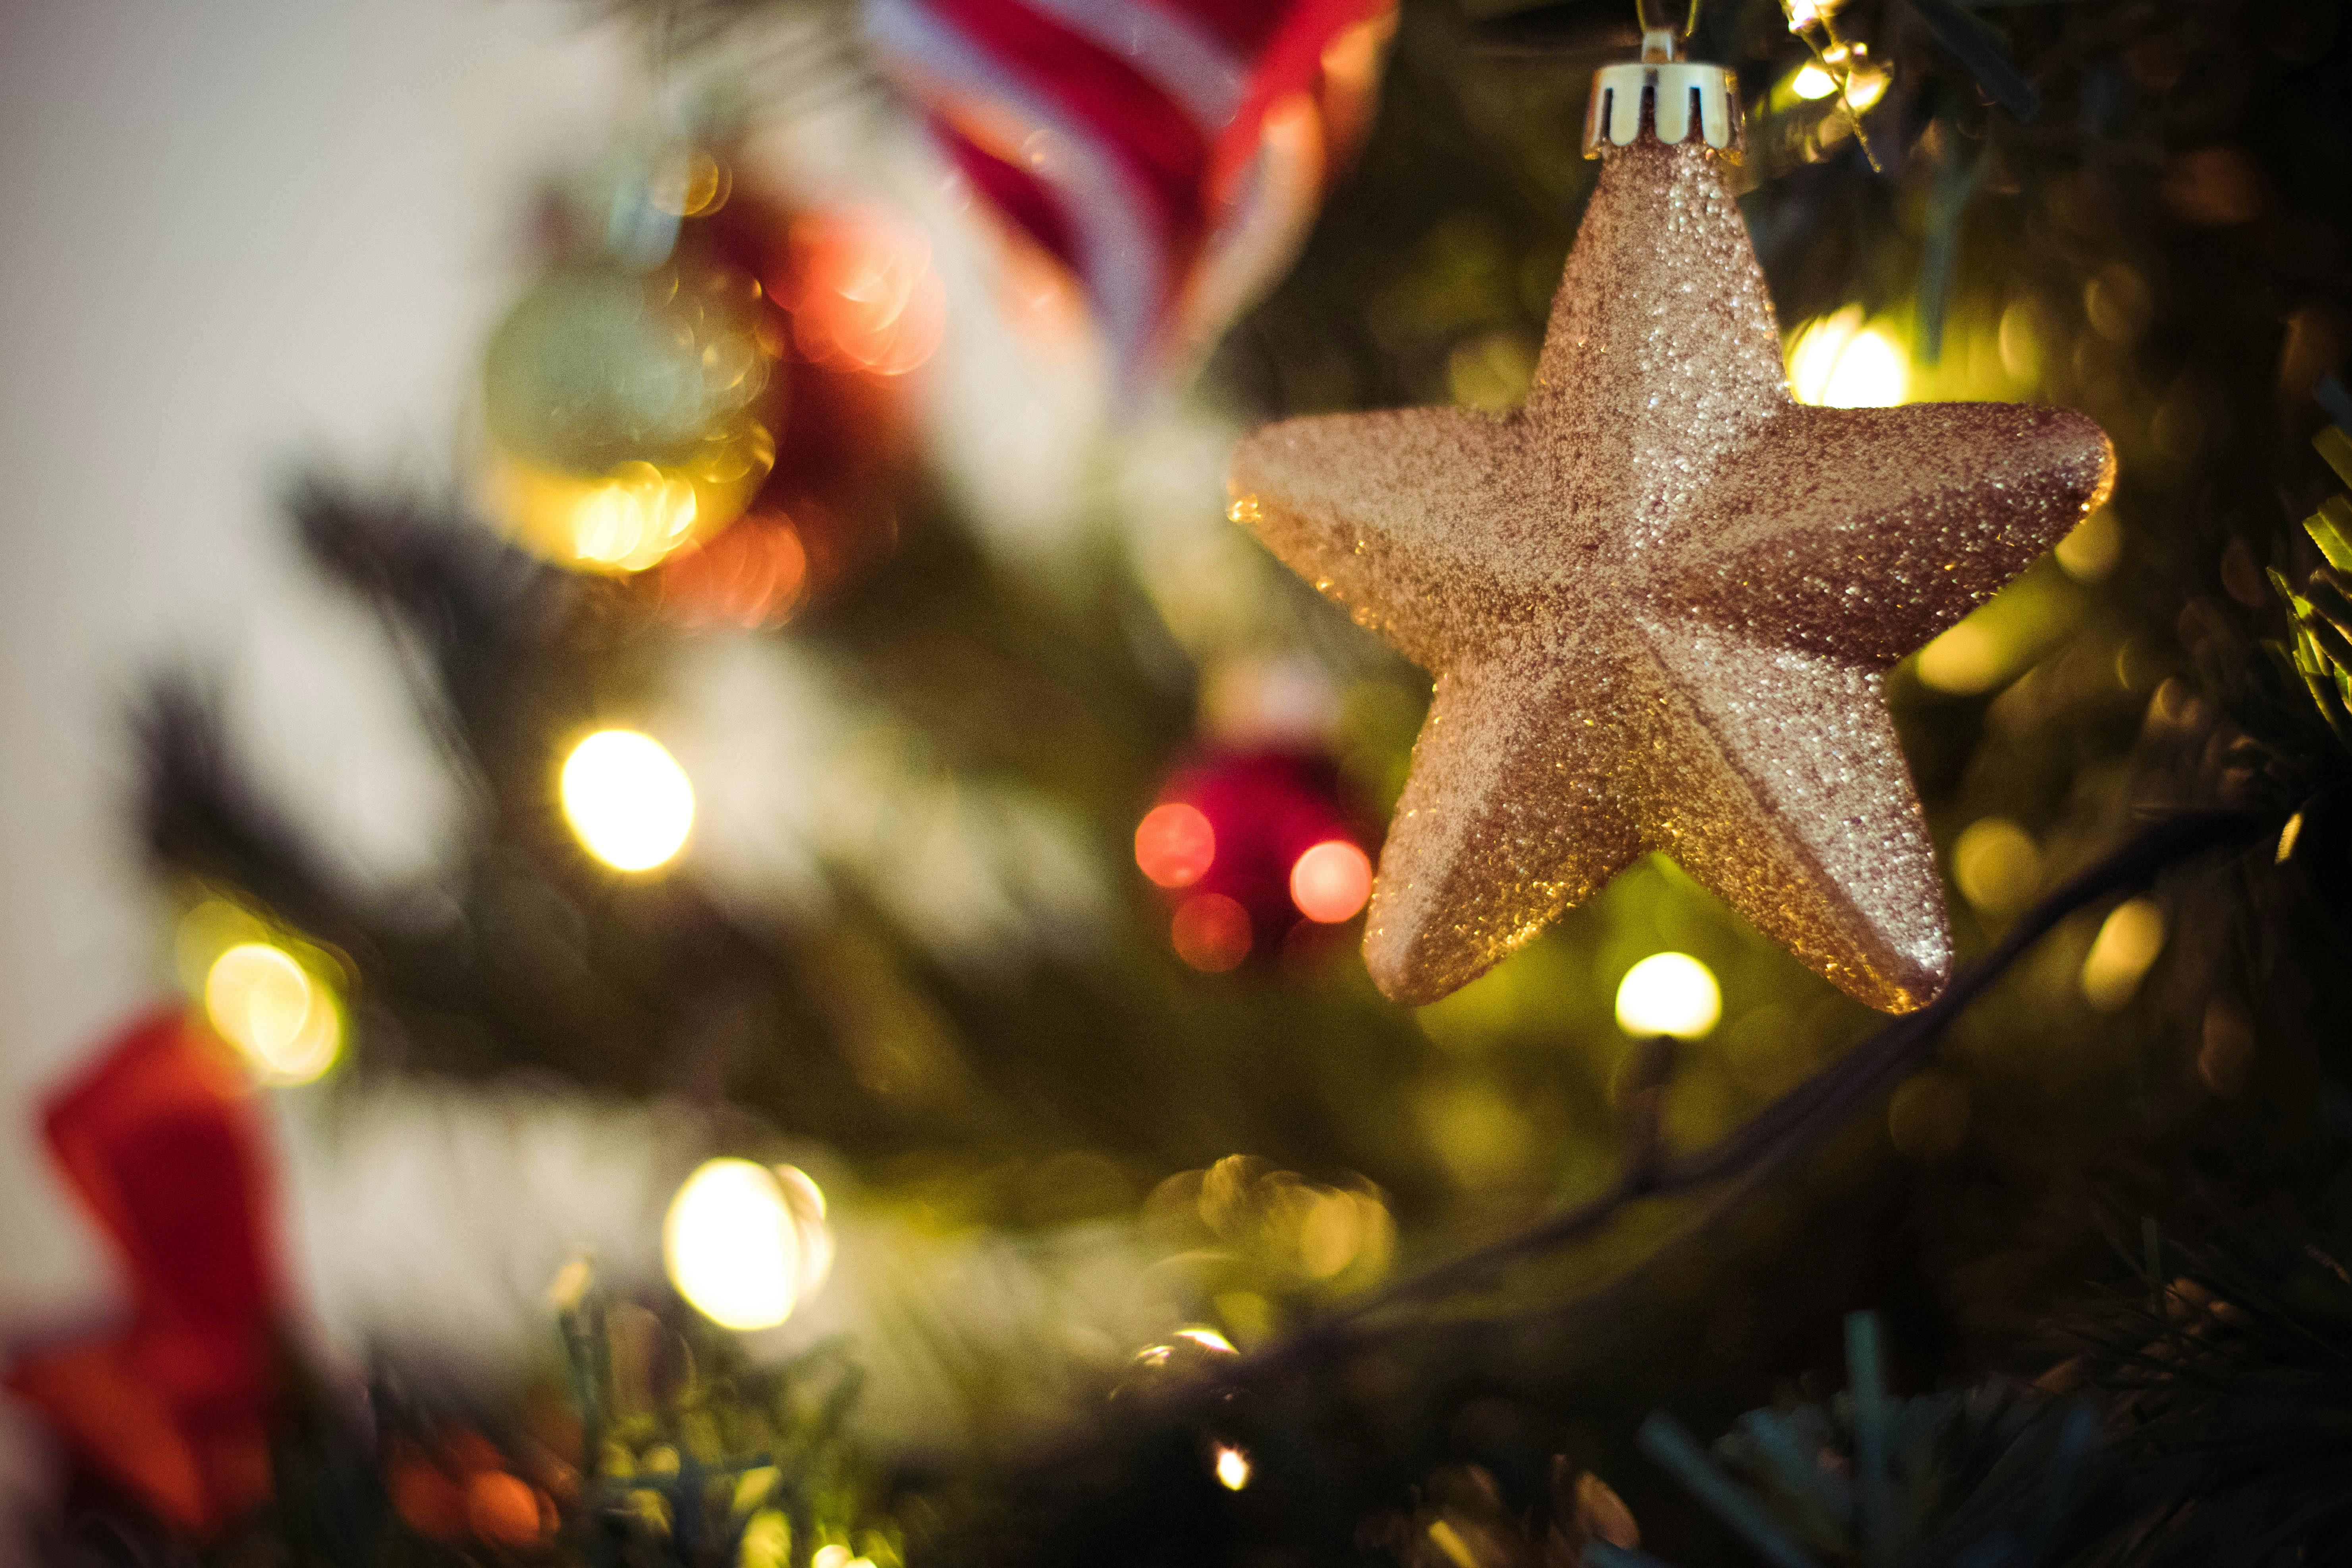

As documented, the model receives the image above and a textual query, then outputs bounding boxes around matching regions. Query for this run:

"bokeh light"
[663,1158,832,1332]
[1289,840,1373,923]
[659,514,809,629]
[1791,63,1837,99]
[561,730,695,872]
[2055,507,2123,581]
[2082,898,2165,1010]
[1915,619,2007,695]
[1136,802,1217,889]
[779,210,946,376]
[1213,1444,1253,1491]
[647,147,730,218]
[1788,307,1910,407]
[1614,953,1721,1039]
[483,434,777,577]
[464,1471,548,1547]
[1172,893,1252,972]
[204,940,342,1085]
[1951,817,2043,917]
[1844,68,1889,111]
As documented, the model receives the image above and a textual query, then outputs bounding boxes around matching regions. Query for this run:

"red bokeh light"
[658,513,808,628]
[1171,894,1252,972]
[1289,840,1373,923]
[1135,802,1216,889]
[776,210,946,377]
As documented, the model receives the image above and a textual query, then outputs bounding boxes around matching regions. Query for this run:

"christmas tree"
[15,0,2352,1563]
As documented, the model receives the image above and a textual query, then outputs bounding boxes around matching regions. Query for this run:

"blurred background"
[0,0,639,1504]
[4,0,2350,1564]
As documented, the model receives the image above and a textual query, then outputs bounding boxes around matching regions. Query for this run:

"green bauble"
[483,265,771,476]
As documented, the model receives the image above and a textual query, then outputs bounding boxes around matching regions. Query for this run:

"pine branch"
[1221,807,2271,1385]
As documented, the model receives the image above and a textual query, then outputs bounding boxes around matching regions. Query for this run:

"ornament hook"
[1634,0,1699,62]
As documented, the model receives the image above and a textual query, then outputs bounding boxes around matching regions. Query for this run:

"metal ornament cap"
[1584,58,1744,157]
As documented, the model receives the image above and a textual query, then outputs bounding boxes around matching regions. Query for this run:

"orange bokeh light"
[659,514,808,629]
[779,210,946,377]
[1289,840,1372,923]
[1135,803,1216,889]
[1172,893,1252,972]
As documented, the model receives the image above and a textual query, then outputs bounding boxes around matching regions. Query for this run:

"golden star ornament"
[1228,124,2113,1014]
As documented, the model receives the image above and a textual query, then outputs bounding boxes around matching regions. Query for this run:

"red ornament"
[1140,748,1374,969]
[7,1008,289,1535]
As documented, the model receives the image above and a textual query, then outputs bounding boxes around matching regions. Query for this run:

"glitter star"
[1228,137,2113,1012]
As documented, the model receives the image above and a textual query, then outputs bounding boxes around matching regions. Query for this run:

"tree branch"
[1224,808,2269,1386]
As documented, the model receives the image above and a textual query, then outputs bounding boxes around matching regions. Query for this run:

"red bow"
[8,1007,288,1534]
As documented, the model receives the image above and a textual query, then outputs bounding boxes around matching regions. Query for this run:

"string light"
[1951,817,2042,916]
[1136,802,1216,888]
[1172,893,1252,971]
[1213,1444,1253,1491]
[1614,953,1721,1039]
[203,941,342,1085]
[663,1158,832,1331]
[561,730,695,872]
[1789,309,1910,408]
[2082,899,2165,1011]
[1791,63,1837,99]
[1289,840,1373,923]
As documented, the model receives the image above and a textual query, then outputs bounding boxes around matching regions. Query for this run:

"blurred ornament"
[481,257,778,573]
[6,1008,289,1535]
[1227,34,2111,1011]
[867,0,1398,388]
[1142,747,1374,970]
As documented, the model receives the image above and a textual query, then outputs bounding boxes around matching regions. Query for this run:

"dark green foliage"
[1606,1315,2098,1568]
[2064,1213,2352,1568]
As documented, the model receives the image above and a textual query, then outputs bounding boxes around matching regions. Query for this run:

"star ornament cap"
[1227,79,2114,1014]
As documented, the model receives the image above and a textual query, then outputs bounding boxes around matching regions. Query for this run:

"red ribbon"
[8,1007,287,1534]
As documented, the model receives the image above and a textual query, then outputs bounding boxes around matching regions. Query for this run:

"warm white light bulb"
[561,729,694,872]
[665,1158,804,1331]
[1788,311,1908,409]
[1821,326,1909,409]
[204,941,341,1084]
[1213,1444,1253,1491]
[1615,953,1722,1040]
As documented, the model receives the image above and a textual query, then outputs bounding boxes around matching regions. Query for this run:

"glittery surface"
[1227,137,2115,1012]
